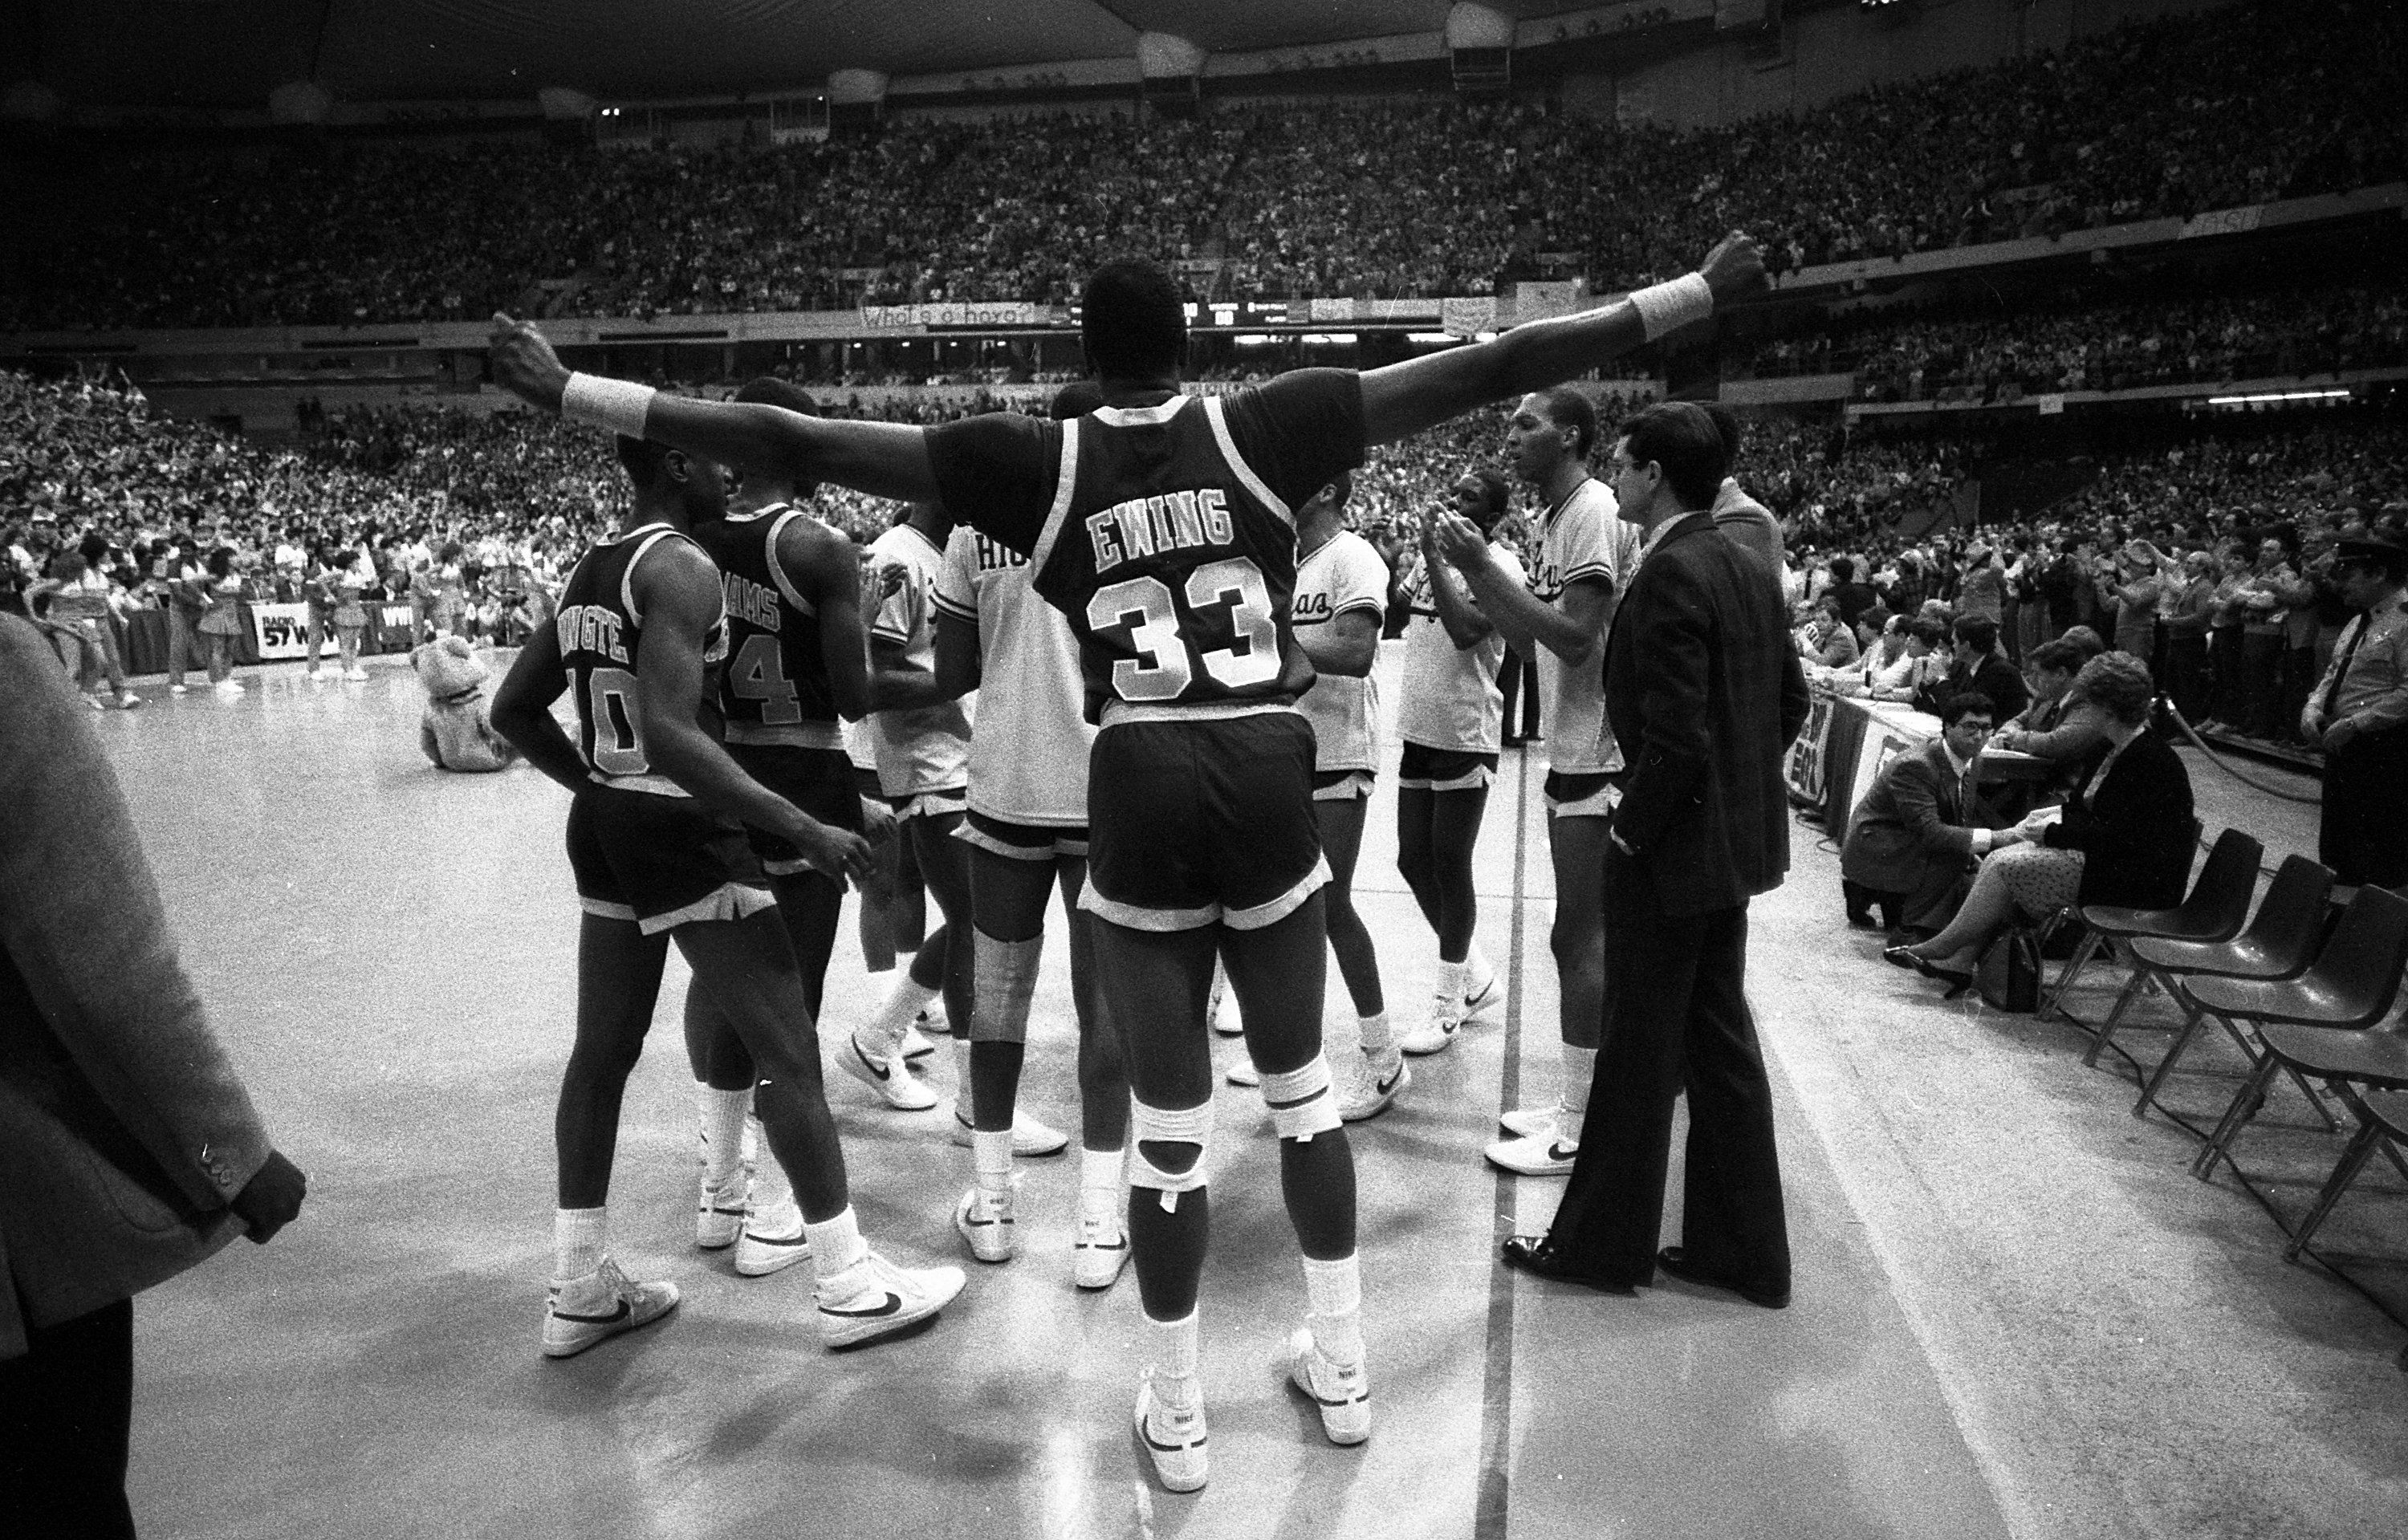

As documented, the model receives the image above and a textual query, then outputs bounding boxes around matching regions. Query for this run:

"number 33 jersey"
[554,522,726,794]
[924,372,1367,723]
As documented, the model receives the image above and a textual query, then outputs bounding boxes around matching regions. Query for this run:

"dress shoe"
[1499,1235,1635,1294]
[1881,944,1923,971]
[1654,1247,1789,1310]
[1910,955,1976,1000]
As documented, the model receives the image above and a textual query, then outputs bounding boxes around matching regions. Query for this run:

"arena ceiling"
[18,1,1605,108]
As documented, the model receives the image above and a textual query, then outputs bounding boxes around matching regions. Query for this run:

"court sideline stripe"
[1472,746,1533,1540]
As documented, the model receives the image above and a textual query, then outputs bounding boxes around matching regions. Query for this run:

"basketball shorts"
[958,810,1090,862]
[1543,770,1617,820]
[727,744,863,878]
[852,766,885,802]
[1312,768,1376,803]
[1397,742,1499,792]
[1083,710,1328,933]
[889,785,969,823]
[567,782,776,935]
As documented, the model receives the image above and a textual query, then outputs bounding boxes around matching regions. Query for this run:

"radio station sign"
[860,301,1051,329]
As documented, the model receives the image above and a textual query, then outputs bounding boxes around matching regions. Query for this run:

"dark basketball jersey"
[554,521,722,794]
[692,502,845,751]
[1027,396,1314,721]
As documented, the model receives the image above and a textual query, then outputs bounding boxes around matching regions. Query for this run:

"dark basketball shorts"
[1542,770,1617,819]
[727,744,864,878]
[852,765,884,802]
[1083,708,1328,933]
[1397,742,1500,792]
[567,782,776,935]
[1312,768,1377,803]
[957,809,1090,862]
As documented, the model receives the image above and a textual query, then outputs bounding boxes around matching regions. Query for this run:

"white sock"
[1434,960,1466,1009]
[746,1110,795,1216]
[869,974,939,1053]
[1466,944,1495,998]
[1556,1043,1597,1146]
[553,1207,607,1280]
[696,1085,750,1190]
[1301,1254,1365,1363]
[1147,1310,1202,1406]
[951,1038,974,1123]
[1080,1146,1123,1210]
[1357,1010,1393,1058]
[972,1129,1015,1195]
[806,1207,868,1282]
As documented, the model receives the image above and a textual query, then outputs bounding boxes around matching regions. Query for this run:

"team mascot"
[411,636,519,773]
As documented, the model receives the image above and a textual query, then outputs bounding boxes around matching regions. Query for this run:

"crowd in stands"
[1748,283,2408,401]
[6,1,2400,331]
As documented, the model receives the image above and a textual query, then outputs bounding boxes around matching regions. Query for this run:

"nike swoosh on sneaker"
[552,1298,633,1327]
[820,1291,904,1319]
[1547,1143,1578,1162]
[1077,1237,1128,1252]
[1375,1067,1405,1095]
[745,1229,807,1248]
[1141,1421,1206,1453]
[851,1040,891,1082]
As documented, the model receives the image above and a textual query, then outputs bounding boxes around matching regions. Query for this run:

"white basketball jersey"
[865,523,973,797]
[934,525,1094,826]
[1291,528,1389,773]
[1528,478,1637,775]
[1397,541,1521,754]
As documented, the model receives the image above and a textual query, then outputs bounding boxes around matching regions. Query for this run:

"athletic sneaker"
[815,1249,966,1351]
[1133,1376,1209,1493]
[214,679,245,694]
[948,1107,1068,1156]
[1336,1050,1409,1123]
[1072,1197,1129,1290]
[1485,1130,1579,1177]
[306,668,326,681]
[542,1257,679,1359]
[1224,1056,1261,1088]
[169,683,189,695]
[1462,969,1503,1025]
[734,1197,811,1277]
[115,691,142,710]
[954,1184,1018,1263]
[1397,997,1465,1057]
[1497,1104,1569,1140]
[839,1029,939,1111]
[344,666,369,680]
[84,694,106,711]
[1286,1327,1371,1445]
[695,1172,748,1249]
[900,1017,938,1061]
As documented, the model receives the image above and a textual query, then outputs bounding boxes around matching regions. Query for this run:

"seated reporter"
[1887,653,2193,996]
[1912,614,2029,722]
[1841,693,2007,937]
[1990,637,2110,802]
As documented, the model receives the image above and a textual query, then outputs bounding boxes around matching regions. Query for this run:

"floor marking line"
[1473,747,1533,1540]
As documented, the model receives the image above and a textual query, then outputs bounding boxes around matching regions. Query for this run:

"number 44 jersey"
[693,501,848,752]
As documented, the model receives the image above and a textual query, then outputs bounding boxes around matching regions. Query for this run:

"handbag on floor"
[1977,924,2044,1013]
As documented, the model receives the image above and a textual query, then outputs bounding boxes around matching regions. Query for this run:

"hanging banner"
[1441,297,1496,338]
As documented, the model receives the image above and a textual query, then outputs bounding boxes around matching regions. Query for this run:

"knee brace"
[970,929,1042,1043]
[1127,1099,1214,1212]
[1260,1054,1343,1143]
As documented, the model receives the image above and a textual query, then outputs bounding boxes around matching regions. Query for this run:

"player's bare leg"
[1490,815,1606,1174]
[1396,784,1495,1055]
[1315,795,1401,1119]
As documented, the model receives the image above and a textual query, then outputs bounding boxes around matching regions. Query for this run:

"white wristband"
[560,372,657,437]
[1629,272,1714,342]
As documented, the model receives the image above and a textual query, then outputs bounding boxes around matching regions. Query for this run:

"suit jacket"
[0,615,273,1357]
[1606,511,1810,916]
[1840,739,1983,892]
[1914,651,2029,722]
[2044,729,2194,910]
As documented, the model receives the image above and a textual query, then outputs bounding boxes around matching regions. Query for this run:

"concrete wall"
[1580,0,2233,129]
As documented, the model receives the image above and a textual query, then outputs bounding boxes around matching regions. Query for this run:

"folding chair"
[2189,888,2408,1180]
[2117,855,2334,1107]
[2045,827,2260,1027]
[2281,1083,2408,1262]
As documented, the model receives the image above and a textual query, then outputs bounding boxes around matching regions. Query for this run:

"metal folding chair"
[2045,827,2260,1026]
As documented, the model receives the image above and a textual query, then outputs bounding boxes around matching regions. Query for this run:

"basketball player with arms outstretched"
[490,229,1763,1485]
[490,433,964,1357]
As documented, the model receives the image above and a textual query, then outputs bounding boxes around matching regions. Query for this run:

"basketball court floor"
[83,647,2408,1539]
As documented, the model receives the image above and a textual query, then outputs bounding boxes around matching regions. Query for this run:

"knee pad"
[1128,1099,1214,1212]
[1260,1054,1342,1143]
[970,930,1041,1043]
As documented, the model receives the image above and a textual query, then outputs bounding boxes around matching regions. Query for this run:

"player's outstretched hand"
[791,815,876,884]
[489,313,571,414]
[230,1149,307,1244]
[1698,232,1767,306]
[1430,510,1489,567]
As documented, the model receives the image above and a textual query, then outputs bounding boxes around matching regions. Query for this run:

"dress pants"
[0,1295,136,1539]
[1545,844,1791,1290]
[2321,725,2408,889]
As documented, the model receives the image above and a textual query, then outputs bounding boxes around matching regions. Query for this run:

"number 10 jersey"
[554,521,724,794]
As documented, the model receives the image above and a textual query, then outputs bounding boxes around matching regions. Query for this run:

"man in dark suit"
[1914,614,2029,722]
[1500,401,1808,1307]
[1841,693,2003,936]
